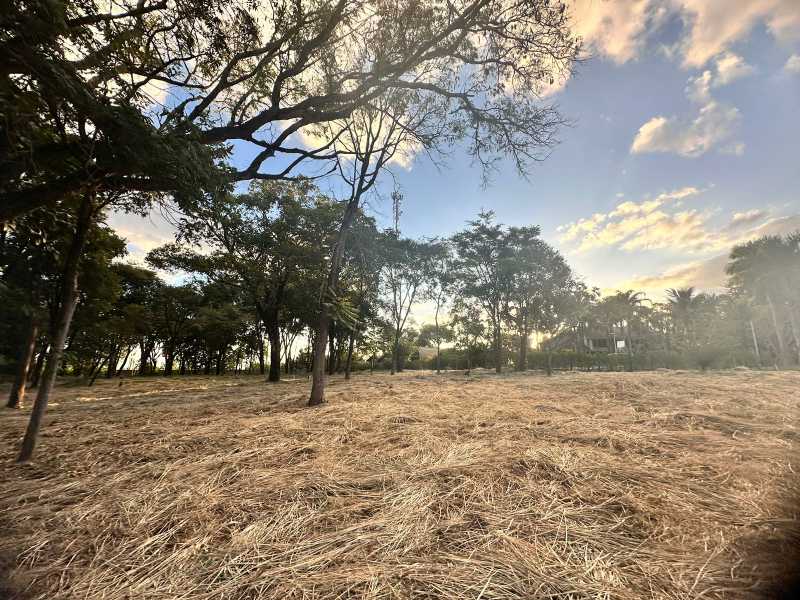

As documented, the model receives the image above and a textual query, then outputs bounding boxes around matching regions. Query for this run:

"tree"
[502,228,571,371]
[2,0,579,219]
[381,235,434,374]
[726,234,800,366]
[14,197,127,461]
[149,180,339,382]
[666,287,699,347]
[451,211,510,373]
[450,298,486,374]
[423,240,455,373]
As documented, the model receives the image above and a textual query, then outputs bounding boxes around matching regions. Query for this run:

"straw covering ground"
[0,370,798,599]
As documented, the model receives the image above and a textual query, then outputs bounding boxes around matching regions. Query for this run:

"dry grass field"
[0,370,798,600]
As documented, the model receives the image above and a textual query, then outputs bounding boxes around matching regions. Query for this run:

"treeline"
[4,185,799,408]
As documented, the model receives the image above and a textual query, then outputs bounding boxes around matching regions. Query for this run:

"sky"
[111,0,800,303]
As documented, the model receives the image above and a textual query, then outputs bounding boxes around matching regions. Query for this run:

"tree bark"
[17,194,92,462]
[7,318,38,409]
[309,196,360,406]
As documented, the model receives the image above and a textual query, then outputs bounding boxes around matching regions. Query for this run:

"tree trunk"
[546,350,553,376]
[164,349,175,376]
[116,345,133,376]
[766,294,786,366]
[89,355,108,386]
[494,325,502,373]
[17,194,92,463]
[29,347,46,388]
[436,341,441,374]
[327,324,337,375]
[309,196,360,406]
[391,331,399,375]
[345,332,355,380]
[138,340,150,375]
[106,344,119,378]
[749,319,762,367]
[6,318,38,409]
[257,330,266,375]
[267,320,281,382]
[787,308,800,366]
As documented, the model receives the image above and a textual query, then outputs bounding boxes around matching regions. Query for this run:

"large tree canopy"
[1,0,579,219]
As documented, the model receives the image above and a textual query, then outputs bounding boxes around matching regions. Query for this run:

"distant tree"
[450,298,487,374]
[451,211,510,373]
[422,240,455,374]
[726,234,800,366]
[381,235,435,374]
[149,181,338,382]
[502,227,571,371]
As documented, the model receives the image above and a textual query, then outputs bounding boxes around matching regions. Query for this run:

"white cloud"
[726,209,768,229]
[671,0,800,68]
[714,52,755,85]
[633,49,751,158]
[557,187,799,258]
[567,1,799,69]
[785,54,800,73]
[558,187,706,252]
[631,101,741,157]
[568,0,656,64]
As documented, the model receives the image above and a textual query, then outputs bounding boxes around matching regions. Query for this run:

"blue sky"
[111,0,800,302]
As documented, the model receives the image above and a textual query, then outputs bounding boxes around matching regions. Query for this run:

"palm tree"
[608,290,648,357]
[666,287,697,347]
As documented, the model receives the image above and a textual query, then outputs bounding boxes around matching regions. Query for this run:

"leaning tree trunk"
[309,197,360,406]
[6,318,38,409]
[17,195,92,463]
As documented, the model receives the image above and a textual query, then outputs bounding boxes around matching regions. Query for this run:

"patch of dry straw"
[0,370,798,599]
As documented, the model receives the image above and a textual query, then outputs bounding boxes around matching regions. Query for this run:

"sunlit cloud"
[785,54,800,73]
[671,0,800,68]
[597,213,800,300]
[557,187,707,252]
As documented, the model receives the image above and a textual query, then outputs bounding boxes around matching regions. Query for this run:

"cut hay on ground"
[0,370,798,599]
